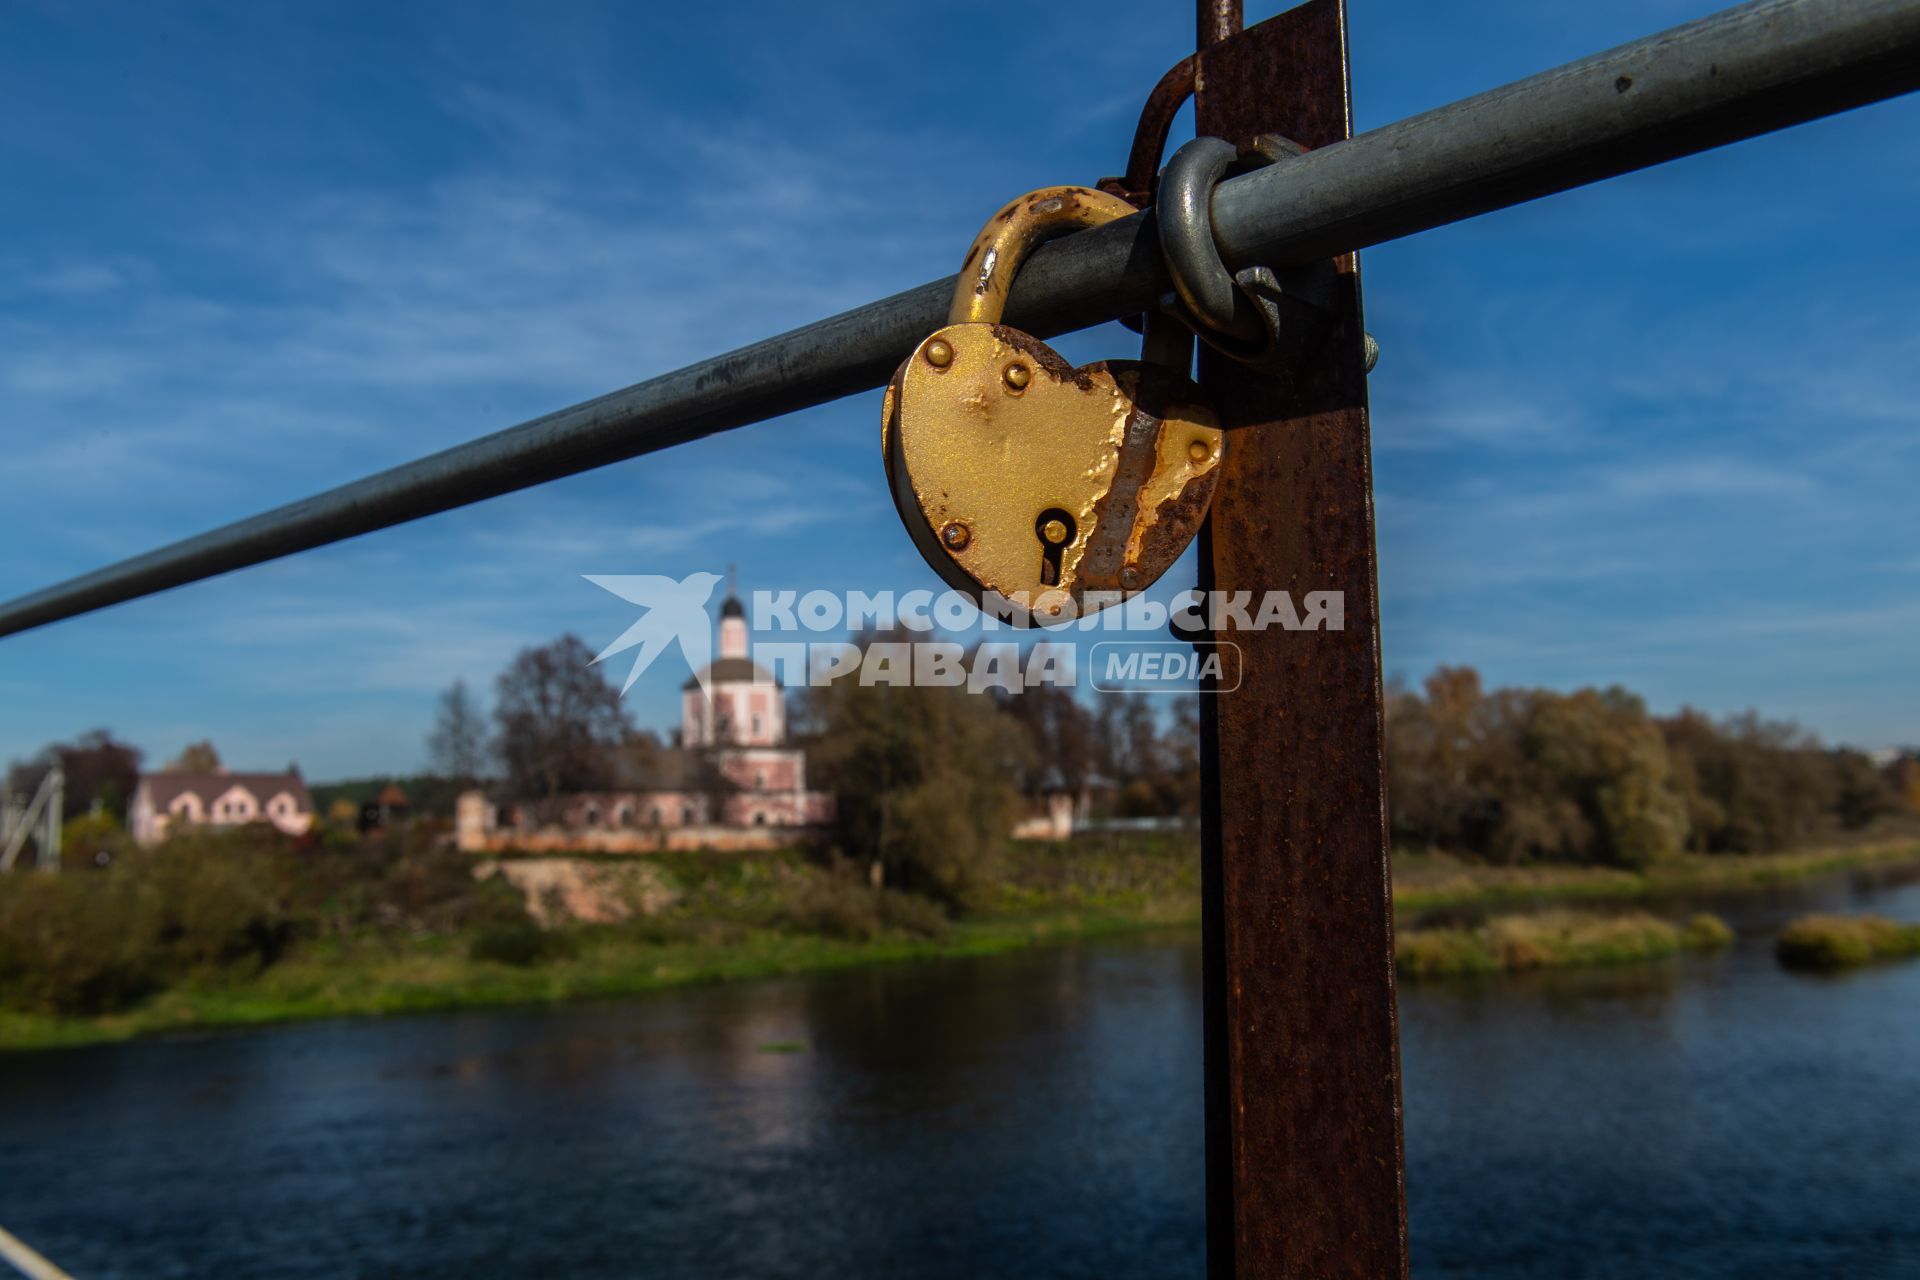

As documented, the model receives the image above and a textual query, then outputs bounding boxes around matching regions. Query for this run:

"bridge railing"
[2,2,1915,1275]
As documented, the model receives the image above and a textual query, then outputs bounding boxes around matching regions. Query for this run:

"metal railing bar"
[0,1225,74,1280]
[1208,0,1920,270]
[1,0,1915,640]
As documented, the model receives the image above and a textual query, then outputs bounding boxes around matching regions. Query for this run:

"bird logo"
[584,571,724,695]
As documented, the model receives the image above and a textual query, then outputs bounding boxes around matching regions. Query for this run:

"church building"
[458,588,832,853]
[670,591,826,827]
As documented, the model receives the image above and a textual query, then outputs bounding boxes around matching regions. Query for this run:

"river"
[2,869,1916,1278]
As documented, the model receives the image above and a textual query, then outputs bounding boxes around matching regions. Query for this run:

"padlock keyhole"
[1035,508,1076,588]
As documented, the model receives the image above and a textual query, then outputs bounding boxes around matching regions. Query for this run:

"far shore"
[1390,840,1920,913]
[2,837,1915,1053]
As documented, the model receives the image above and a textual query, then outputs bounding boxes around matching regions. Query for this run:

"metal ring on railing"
[1158,134,1345,376]
[1157,137,1244,337]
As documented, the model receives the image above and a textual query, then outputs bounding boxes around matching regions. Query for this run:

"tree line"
[417,631,1207,812]
[427,634,1910,894]
[1386,666,1913,867]
[424,635,693,811]
[407,632,1202,903]
[5,735,241,826]
[9,633,1914,883]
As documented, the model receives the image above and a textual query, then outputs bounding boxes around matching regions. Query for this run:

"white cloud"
[22,257,140,297]
[1591,458,1817,502]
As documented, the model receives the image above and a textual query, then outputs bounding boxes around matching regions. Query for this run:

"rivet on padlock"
[882,186,1225,626]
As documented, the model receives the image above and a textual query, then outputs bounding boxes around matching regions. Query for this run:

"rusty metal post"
[1193,2,1409,1276]
[1199,0,1243,49]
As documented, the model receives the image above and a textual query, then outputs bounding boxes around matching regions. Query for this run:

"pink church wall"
[467,596,839,855]
[682,682,783,748]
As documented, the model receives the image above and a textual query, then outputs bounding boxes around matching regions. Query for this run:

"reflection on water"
[1,875,1916,1279]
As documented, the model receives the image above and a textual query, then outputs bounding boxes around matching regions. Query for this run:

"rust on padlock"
[882,186,1224,624]
[951,187,1139,326]
[882,324,1221,620]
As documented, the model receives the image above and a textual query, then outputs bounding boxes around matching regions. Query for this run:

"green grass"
[0,900,1197,1052]
[1390,840,1920,913]
[1775,914,1920,971]
[1396,909,1735,979]
[4,832,1913,1051]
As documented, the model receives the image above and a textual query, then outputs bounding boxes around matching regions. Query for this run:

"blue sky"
[1,0,1916,780]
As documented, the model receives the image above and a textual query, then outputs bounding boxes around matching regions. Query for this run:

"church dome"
[720,593,746,619]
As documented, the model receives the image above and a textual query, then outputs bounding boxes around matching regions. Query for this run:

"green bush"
[1396,928,1499,978]
[619,912,746,948]
[0,873,161,1015]
[136,838,296,970]
[1396,909,1734,979]
[292,834,527,938]
[61,812,132,867]
[876,887,950,939]
[467,923,574,966]
[0,826,535,1017]
[1776,914,1920,970]
[802,632,1030,910]
[0,830,309,1016]
[1682,913,1736,949]
[774,873,948,942]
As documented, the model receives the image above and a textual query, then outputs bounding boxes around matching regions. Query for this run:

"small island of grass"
[1775,914,1920,971]
[1397,909,1734,979]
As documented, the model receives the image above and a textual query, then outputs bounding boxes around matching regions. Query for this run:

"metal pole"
[43,767,62,872]
[0,1223,77,1280]
[1,772,54,873]
[1194,4,1408,1275]
[1198,0,1241,49]
[1207,0,1920,270]
[0,0,1915,640]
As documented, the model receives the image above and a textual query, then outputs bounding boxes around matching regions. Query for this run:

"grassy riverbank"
[2,832,1915,1052]
[0,907,1183,1052]
[0,833,1202,1052]
[1391,839,1920,913]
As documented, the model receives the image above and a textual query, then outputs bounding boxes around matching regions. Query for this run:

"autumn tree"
[1157,695,1204,818]
[426,679,489,786]
[801,631,1032,907]
[1386,670,1689,867]
[1525,687,1689,868]
[5,729,143,822]
[1890,756,1920,814]
[1381,666,1914,864]
[1830,748,1897,830]
[1385,667,1507,852]
[997,683,1096,795]
[168,741,222,773]
[1084,692,1185,816]
[491,635,632,813]
[1660,709,1856,852]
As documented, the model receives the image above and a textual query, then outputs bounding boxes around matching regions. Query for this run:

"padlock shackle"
[948,187,1140,327]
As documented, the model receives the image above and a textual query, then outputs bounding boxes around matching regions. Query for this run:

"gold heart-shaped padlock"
[883,187,1224,626]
